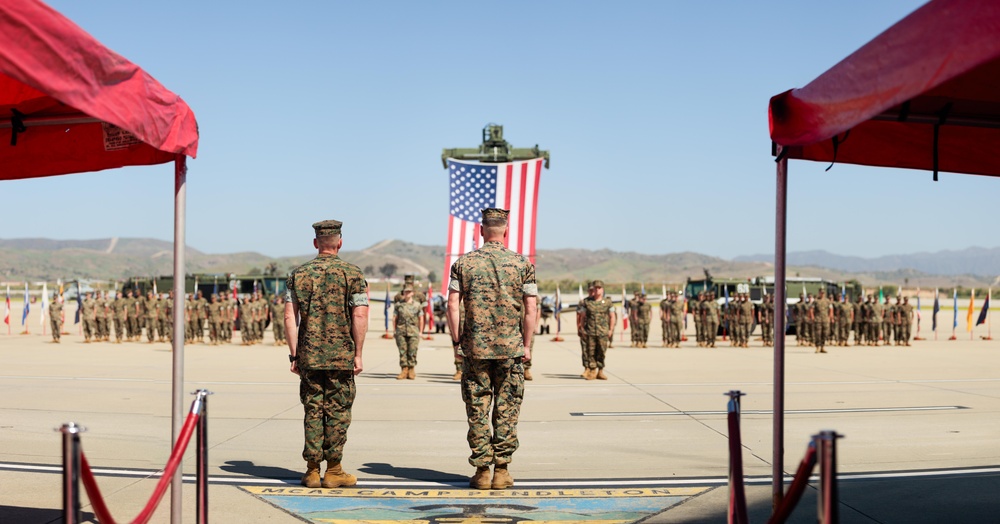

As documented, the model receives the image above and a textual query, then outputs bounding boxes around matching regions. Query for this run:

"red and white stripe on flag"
[442,157,543,295]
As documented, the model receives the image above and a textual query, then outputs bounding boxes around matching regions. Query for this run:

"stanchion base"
[982,336,993,340]
[380,334,393,339]
[913,337,925,341]
[681,336,688,341]
[551,336,564,342]
[948,336,957,340]
[422,335,433,340]
[20,331,30,335]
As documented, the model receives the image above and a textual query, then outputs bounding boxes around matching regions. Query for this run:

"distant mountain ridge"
[734,247,1000,277]
[0,237,996,289]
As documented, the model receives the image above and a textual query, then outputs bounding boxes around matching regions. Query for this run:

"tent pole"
[772,153,788,513]
[171,155,187,524]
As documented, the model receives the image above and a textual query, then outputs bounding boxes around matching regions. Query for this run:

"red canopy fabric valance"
[768,0,1000,177]
[0,0,198,181]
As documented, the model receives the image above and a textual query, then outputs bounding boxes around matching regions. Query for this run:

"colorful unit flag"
[554,286,562,332]
[976,289,990,326]
[21,282,29,325]
[4,285,9,326]
[383,284,392,333]
[932,289,940,332]
[74,281,83,324]
[442,158,543,294]
[40,283,49,327]
[967,289,975,331]
[952,288,958,330]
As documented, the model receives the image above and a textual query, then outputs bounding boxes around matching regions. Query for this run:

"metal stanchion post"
[193,389,212,524]
[59,422,86,524]
[816,430,843,524]
[726,390,748,524]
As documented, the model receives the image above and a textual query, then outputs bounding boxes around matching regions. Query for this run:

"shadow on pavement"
[220,460,300,481]
[359,462,465,482]
[0,505,95,524]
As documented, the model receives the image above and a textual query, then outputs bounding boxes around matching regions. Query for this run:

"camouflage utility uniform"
[287,242,368,468]
[394,299,422,370]
[449,238,536,469]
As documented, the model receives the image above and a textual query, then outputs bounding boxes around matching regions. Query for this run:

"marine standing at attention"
[49,293,63,343]
[286,219,368,489]
[579,280,616,380]
[393,285,423,380]
[447,208,537,490]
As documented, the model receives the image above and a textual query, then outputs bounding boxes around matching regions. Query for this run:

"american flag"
[442,158,543,294]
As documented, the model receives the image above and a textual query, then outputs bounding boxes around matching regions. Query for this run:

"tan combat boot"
[322,462,357,488]
[396,367,408,380]
[452,370,462,380]
[584,368,596,380]
[491,464,514,489]
[407,367,416,380]
[523,368,533,381]
[302,461,322,488]
[596,369,608,380]
[469,466,491,489]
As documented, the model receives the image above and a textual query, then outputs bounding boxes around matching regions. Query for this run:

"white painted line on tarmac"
[571,406,967,416]
[3,462,999,488]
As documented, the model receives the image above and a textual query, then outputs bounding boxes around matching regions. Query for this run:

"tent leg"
[171,156,187,524]
[773,154,788,513]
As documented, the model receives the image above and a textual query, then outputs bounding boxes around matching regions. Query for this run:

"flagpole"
[969,288,975,341]
[552,286,564,342]
[382,281,393,339]
[949,288,957,340]
[986,288,993,341]
[21,282,30,335]
[913,287,923,340]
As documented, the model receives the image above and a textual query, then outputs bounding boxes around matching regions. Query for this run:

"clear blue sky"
[8,0,992,260]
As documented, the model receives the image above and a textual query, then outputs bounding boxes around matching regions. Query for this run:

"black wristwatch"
[452,339,461,348]
[288,354,296,363]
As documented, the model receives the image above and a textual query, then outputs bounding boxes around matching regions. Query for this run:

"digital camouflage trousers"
[299,369,356,463]
[461,358,524,467]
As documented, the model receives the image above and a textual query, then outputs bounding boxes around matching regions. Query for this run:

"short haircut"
[482,216,508,229]
[317,234,341,250]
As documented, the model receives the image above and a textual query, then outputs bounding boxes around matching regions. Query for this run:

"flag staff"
[913,287,923,340]
[21,282,30,335]
[986,288,993,341]
[949,288,957,340]
[552,286,564,342]
[382,281,393,340]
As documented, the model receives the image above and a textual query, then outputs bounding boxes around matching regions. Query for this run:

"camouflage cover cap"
[402,284,414,292]
[481,208,510,221]
[591,279,604,288]
[312,220,343,237]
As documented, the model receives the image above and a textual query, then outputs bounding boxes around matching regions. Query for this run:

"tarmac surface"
[1,311,998,523]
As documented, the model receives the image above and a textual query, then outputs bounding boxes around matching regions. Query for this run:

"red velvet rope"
[79,411,201,524]
[766,442,818,524]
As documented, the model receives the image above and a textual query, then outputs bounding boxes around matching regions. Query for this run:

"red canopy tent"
[767,0,1000,510]
[0,1,198,520]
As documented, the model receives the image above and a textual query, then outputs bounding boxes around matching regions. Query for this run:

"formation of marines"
[794,292,913,349]
[48,288,289,345]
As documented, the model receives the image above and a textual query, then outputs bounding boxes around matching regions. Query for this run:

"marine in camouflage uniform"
[195,290,208,343]
[885,297,898,345]
[222,294,234,342]
[96,292,110,341]
[670,292,684,348]
[811,290,832,353]
[126,290,141,341]
[49,295,63,342]
[208,294,223,345]
[447,208,537,490]
[634,293,651,348]
[760,294,774,347]
[837,296,853,346]
[164,291,175,343]
[579,280,616,380]
[659,294,671,347]
[394,286,423,380]
[739,293,754,348]
[870,295,884,346]
[693,292,704,346]
[82,292,97,343]
[111,291,127,343]
[239,297,254,345]
[704,292,720,348]
[899,297,913,345]
[286,219,368,489]
[145,292,159,342]
[157,293,170,342]
[854,296,866,346]
[272,295,286,345]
